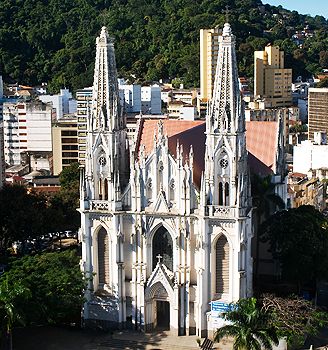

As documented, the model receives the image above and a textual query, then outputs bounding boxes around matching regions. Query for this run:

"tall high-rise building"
[80,24,252,336]
[254,45,292,107]
[52,116,78,175]
[200,27,219,102]
[76,87,92,166]
[308,87,328,141]
[3,101,52,166]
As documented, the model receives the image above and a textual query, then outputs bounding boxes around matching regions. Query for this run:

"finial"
[223,23,232,36]
[101,26,107,36]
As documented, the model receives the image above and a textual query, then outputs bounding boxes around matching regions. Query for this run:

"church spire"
[92,26,121,131]
[207,23,243,134]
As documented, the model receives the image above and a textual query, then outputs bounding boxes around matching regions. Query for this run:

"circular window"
[98,156,107,166]
[220,158,228,169]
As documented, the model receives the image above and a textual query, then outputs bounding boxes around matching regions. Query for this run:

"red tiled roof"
[137,119,205,157]
[135,119,281,190]
[136,119,205,188]
[246,121,279,176]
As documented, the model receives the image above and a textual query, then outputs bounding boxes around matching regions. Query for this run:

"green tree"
[0,185,49,253]
[260,205,328,291]
[50,162,80,232]
[0,279,31,350]
[316,77,328,88]
[261,294,328,348]
[2,250,85,326]
[251,175,285,284]
[214,298,279,350]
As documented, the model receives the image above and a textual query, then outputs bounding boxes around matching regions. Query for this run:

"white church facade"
[79,24,253,337]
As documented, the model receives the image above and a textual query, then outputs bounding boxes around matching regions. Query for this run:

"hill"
[0,0,328,92]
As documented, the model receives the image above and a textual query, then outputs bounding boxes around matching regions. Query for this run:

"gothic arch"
[93,224,112,292]
[148,222,175,274]
[145,281,172,302]
[152,226,173,271]
[211,233,232,299]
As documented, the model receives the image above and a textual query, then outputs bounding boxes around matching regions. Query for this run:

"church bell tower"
[82,26,128,211]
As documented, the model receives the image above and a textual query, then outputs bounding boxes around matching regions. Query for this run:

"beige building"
[200,27,219,102]
[76,87,92,166]
[52,116,78,175]
[308,88,328,141]
[254,45,292,107]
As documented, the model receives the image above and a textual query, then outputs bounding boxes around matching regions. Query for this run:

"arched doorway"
[152,226,173,271]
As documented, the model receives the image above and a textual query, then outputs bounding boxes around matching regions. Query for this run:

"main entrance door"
[156,300,170,330]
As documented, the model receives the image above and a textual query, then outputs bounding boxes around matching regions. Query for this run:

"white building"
[39,88,76,119]
[141,85,161,114]
[293,137,328,175]
[118,82,141,113]
[80,25,253,337]
[0,121,4,187]
[3,101,52,167]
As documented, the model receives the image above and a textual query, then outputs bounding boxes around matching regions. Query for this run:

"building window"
[225,182,230,206]
[219,182,223,205]
[152,226,173,271]
[97,227,110,286]
[215,235,229,295]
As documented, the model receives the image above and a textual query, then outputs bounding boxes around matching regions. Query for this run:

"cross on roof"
[156,254,163,264]
[223,5,230,23]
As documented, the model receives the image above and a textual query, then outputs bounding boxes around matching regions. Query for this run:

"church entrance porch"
[155,300,170,330]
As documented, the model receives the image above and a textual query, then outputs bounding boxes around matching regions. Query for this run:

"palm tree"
[214,298,279,350]
[0,278,31,350]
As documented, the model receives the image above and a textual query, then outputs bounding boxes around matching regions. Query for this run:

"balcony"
[207,205,235,218]
[90,200,110,211]
[207,205,248,218]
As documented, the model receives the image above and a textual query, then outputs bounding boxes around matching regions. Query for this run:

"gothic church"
[79,24,253,337]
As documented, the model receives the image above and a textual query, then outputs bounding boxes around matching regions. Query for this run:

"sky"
[263,1,328,18]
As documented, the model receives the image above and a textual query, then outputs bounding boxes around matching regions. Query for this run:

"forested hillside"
[1,0,328,92]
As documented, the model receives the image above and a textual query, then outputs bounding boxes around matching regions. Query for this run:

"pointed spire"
[207,23,243,134]
[92,26,121,131]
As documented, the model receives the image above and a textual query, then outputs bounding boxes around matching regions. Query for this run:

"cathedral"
[79,24,253,337]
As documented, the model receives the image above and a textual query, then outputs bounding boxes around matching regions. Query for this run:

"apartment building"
[200,27,219,102]
[52,116,78,175]
[76,87,92,166]
[3,101,52,166]
[308,88,328,141]
[254,45,292,107]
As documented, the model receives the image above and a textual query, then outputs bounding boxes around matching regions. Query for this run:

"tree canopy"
[260,205,328,289]
[1,0,328,91]
[1,250,85,326]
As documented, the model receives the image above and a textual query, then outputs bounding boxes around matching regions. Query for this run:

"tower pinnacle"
[92,26,121,131]
[207,23,243,134]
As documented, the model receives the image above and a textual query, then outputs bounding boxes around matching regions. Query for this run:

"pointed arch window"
[157,161,164,193]
[219,182,223,205]
[146,178,153,202]
[152,226,173,271]
[224,182,230,206]
[98,227,110,286]
[215,235,229,295]
[169,179,175,203]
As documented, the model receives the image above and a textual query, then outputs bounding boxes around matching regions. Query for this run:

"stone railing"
[207,206,249,218]
[90,200,110,211]
[207,205,235,218]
